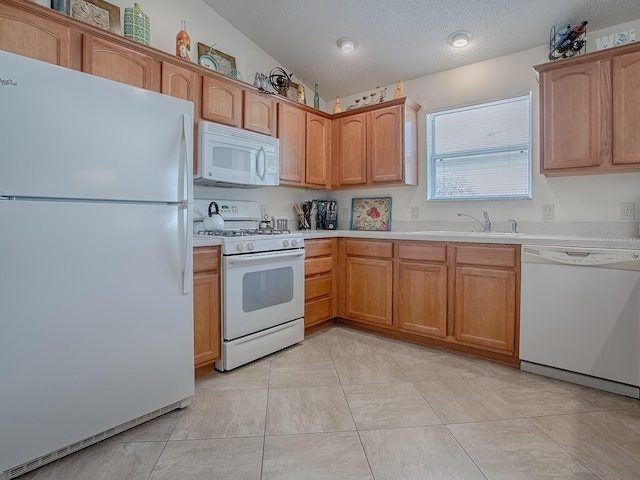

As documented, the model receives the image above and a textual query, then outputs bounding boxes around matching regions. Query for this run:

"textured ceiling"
[202,0,640,100]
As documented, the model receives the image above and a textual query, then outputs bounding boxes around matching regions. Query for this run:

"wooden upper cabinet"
[0,3,72,67]
[201,75,242,128]
[161,61,198,102]
[368,105,404,183]
[332,98,419,188]
[535,41,640,175]
[335,113,367,185]
[244,91,276,136]
[539,61,607,171]
[306,112,331,187]
[82,35,160,91]
[278,102,306,184]
[612,49,640,165]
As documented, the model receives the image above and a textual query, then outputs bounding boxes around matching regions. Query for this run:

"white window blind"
[427,94,532,201]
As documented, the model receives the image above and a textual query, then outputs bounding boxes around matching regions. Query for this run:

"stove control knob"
[283,239,290,247]
[247,242,255,251]
[236,243,244,252]
[291,239,298,247]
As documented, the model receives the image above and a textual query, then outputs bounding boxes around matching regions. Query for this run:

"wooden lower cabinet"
[193,246,221,376]
[339,239,394,327]
[454,266,516,353]
[337,239,520,362]
[304,239,336,328]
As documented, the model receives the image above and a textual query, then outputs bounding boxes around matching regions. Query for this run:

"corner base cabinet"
[193,246,221,377]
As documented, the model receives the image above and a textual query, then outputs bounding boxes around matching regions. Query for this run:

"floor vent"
[2,399,188,480]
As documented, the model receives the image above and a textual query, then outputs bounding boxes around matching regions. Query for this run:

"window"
[427,94,532,201]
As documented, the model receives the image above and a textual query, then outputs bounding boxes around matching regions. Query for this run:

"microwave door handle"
[256,147,266,181]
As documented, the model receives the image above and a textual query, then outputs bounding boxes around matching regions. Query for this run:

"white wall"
[335,20,640,232]
[80,1,640,232]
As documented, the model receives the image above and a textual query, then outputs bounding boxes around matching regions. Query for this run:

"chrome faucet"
[457,211,492,232]
[508,218,518,233]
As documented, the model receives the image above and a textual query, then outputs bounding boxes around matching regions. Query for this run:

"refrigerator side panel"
[0,50,193,203]
[0,200,194,472]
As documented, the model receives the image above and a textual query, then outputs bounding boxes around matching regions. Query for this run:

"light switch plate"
[621,202,636,220]
[411,206,419,219]
[543,204,554,220]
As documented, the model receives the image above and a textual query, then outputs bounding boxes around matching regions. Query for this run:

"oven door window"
[242,266,294,312]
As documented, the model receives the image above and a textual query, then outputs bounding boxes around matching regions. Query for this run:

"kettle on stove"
[203,201,225,231]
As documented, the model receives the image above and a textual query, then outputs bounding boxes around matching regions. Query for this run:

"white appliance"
[194,200,304,370]
[520,245,640,398]
[195,121,279,188]
[0,51,195,479]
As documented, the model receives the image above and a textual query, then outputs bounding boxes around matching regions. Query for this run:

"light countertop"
[194,230,640,249]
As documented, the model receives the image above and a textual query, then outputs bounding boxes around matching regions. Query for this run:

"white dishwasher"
[520,244,640,398]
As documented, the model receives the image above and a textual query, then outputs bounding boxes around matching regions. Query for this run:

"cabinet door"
[337,114,367,185]
[397,262,447,338]
[612,50,640,165]
[368,105,403,183]
[193,271,220,368]
[278,102,306,183]
[82,35,160,91]
[306,112,331,187]
[345,257,393,326]
[161,61,198,102]
[454,266,516,353]
[244,90,276,136]
[540,61,607,171]
[201,75,242,128]
[0,3,72,67]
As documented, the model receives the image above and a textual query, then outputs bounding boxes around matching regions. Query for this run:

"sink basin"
[407,230,526,237]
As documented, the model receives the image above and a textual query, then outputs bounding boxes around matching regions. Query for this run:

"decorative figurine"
[175,20,190,60]
[394,80,404,98]
[297,83,306,104]
[333,97,342,113]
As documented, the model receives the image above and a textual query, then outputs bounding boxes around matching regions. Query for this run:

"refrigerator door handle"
[181,203,193,295]
[180,114,193,204]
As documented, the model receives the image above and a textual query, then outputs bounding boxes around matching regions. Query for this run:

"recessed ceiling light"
[337,37,356,53]
[448,30,473,48]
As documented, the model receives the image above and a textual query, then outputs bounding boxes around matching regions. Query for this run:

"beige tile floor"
[17,325,640,480]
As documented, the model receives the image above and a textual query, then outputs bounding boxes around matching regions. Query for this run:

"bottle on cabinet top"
[176,20,191,60]
[313,84,320,109]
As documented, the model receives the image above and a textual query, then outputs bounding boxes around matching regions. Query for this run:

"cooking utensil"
[203,201,225,231]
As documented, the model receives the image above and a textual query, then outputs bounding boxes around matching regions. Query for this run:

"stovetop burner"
[196,229,291,237]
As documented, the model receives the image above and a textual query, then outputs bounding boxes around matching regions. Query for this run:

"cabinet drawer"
[397,243,447,262]
[305,274,332,301]
[346,240,393,259]
[305,239,334,258]
[305,296,333,325]
[305,256,333,276]
[194,246,220,273]
[455,245,516,268]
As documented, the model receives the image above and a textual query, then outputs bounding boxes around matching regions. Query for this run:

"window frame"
[426,93,533,202]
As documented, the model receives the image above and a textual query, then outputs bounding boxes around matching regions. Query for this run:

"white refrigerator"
[0,51,195,478]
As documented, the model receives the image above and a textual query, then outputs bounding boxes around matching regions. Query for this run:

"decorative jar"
[123,3,150,46]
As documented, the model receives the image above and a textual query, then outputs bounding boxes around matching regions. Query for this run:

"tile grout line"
[259,358,273,480]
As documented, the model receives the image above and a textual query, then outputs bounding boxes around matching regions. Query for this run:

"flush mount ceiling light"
[338,37,356,53]
[448,30,473,48]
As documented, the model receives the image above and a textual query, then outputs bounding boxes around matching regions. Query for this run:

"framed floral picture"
[350,197,392,231]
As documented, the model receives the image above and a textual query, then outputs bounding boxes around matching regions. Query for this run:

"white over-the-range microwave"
[195,121,279,188]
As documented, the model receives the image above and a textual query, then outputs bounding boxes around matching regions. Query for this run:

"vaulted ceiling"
[203,0,640,100]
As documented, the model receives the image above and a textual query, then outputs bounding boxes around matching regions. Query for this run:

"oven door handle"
[226,250,305,267]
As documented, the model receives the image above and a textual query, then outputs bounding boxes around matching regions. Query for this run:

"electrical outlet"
[621,202,636,220]
[542,204,554,220]
[261,205,268,218]
[411,206,419,219]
